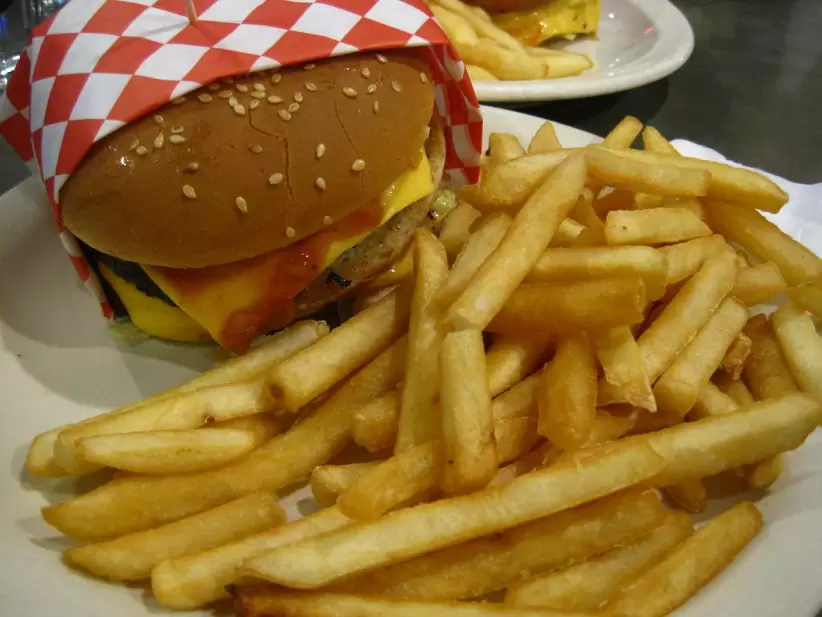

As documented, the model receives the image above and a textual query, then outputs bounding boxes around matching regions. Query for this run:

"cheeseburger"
[60,48,452,353]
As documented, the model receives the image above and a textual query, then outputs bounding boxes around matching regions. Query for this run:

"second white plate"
[472,0,694,102]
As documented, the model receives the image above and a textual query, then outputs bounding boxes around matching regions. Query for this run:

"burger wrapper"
[0,0,483,322]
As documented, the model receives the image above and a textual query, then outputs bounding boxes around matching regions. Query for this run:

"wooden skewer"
[185,0,198,25]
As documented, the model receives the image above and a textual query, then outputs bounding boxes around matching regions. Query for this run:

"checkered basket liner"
[0,0,483,321]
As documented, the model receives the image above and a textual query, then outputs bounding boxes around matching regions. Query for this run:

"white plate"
[2,107,821,617]
[473,0,694,102]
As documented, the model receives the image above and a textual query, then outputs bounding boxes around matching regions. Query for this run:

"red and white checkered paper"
[0,0,483,322]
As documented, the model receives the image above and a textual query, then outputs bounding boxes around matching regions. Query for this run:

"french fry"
[338,441,442,521]
[590,147,789,212]
[634,393,821,487]
[487,278,647,335]
[604,208,712,246]
[65,492,284,581]
[50,321,328,474]
[152,506,353,609]
[707,200,822,284]
[333,491,665,600]
[569,189,606,245]
[528,121,562,154]
[538,334,597,451]
[719,332,752,380]
[642,126,678,155]
[658,235,728,285]
[233,589,593,617]
[633,193,665,209]
[268,289,409,412]
[743,314,799,400]
[489,133,526,165]
[732,262,787,305]
[26,426,82,477]
[465,64,498,81]
[712,372,755,406]
[352,391,401,452]
[528,246,668,301]
[689,382,739,420]
[594,327,656,412]
[662,480,708,513]
[593,189,635,219]
[428,4,478,48]
[495,415,540,464]
[485,335,547,398]
[440,329,498,494]
[240,443,665,588]
[310,462,381,508]
[505,511,693,611]
[743,455,784,490]
[43,338,407,540]
[550,218,586,247]
[586,149,710,198]
[458,39,548,81]
[435,0,525,53]
[531,49,593,78]
[664,196,706,219]
[448,154,587,331]
[439,202,482,261]
[77,420,280,474]
[786,282,822,319]
[637,249,738,382]
[491,372,540,420]
[434,213,512,310]
[396,231,449,452]
[602,116,643,149]
[653,297,749,417]
[770,301,822,401]
[605,502,763,617]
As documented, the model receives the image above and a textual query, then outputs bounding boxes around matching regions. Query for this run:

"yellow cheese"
[494,0,599,46]
[98,263,211,343]
[142,151,434,352]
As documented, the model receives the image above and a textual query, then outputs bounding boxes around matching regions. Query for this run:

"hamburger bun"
[61,48,435,269]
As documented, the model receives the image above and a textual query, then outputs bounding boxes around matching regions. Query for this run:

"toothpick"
[185,0,198,25]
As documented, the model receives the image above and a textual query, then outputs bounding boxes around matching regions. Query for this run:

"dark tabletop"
[1,0,821,194]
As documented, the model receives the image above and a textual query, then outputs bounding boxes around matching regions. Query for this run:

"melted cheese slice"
[143,152,433,352]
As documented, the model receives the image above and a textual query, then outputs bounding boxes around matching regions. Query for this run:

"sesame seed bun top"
[60,48,435,269]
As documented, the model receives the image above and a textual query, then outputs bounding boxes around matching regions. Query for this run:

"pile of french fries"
[427,0,593,81]
[26,115,822,617]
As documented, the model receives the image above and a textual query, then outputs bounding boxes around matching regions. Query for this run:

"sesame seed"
[420,72,429,84]
[171,125,184,134]
[169,134,186,144]
[288,102,300,113]
[351,158,365,171]
[286,226,296,238]
[235,83,249,93]
[304,63,315,70]
[153,114,164,126]
[294,92,303,103]
[208,83,220,91]
[376,53,387,64]
[373,100,380,113]
[172,96,186,105]
[236,197,248,213]
[367,84,377,94]
[186,162,200,172]
[268,95,284,104]
[128,137,139,151]
[154,132,165,149]
[316,143,326,159]
[250,91,266,99]
[278,109,292,121]
[228,96,239,107]
[197,93,213,103]
[323,216,333,226]
[182,184,197,199]
[135,145,148,156]
[253,83,266,92]
[361,67,371,78]
[218,90,233,99]
[250,144,263,154]
[392,81,402,93]
[305,81,317,92]
[343,87,358,98]
[249,99,260,110]
[234,104,247,116]
[316,177,327,191]
[271,74,282,85]
[269,173,284,185]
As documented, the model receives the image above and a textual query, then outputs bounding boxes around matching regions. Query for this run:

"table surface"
[1,0,821,193]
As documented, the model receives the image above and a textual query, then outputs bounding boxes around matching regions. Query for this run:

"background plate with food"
[450,0,694,102]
